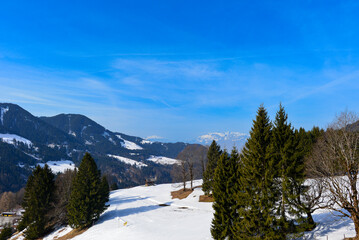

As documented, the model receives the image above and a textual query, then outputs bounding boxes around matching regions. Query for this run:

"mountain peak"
[197,131,248,150]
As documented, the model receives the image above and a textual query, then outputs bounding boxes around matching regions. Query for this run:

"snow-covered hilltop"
[197,132,248,150]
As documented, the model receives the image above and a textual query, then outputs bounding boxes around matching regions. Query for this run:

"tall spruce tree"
[67,153,109,228]
[19,165,55,240]
[211,148,239,240]
[203,140,222,195]
[269,104,297,233]
[235,105,282,239]
[289,127,323,230]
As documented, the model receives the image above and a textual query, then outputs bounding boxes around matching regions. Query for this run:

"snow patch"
[24,152,42,160]
[81,125,88,137]
[117,135,143,150]
[146,155,180,165]
[68,131,77,137]
[107,154,147,168]
[38,160,76,173]
[17,163,25,168]
[43,226,74,240]
[0,133,32,148]
[0,106,9,125]
[103,131,117,145]
[47,143,61,149]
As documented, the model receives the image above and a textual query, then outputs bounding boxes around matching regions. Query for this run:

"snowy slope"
[107,154,147,168]
[116,135,143,150]
[146,155,180,165]
[70,180,213,240]
[0,133,32,147]
[74,183,357,240]
[15,181,358,240]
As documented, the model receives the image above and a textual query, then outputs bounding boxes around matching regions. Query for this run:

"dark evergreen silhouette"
[211,148,239,240]
[110,182,118,191]
[97,176,110,216]
[0,226,13,240]
[67,153,109,229]
[202,140,222,195]
[18,165,55,240]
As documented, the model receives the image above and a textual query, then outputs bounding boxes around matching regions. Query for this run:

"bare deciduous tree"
[180,160,188,191]
[307,111,359,237]
[187,158,194,190]
[0,191,16,212]
[290,178,327,229]
[171,160,188,191]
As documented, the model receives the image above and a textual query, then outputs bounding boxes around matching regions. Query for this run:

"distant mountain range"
[0,103,191,192]
[197,132,248,150]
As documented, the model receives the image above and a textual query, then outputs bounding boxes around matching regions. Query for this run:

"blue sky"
[1,1,359,142]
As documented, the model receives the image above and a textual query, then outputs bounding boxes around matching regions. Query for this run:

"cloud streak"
[1,56,359,141]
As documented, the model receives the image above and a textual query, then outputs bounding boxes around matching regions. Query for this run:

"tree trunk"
[352,214,359,239]
[180,161,187,191]
[306,211,316,230]
[189,161,194,190]
[201,156,205,178]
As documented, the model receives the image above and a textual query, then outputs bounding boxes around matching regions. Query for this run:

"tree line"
[16,153,109,240]
[204,104,323,239]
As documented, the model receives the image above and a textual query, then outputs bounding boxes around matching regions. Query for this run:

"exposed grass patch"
[199,194,214,202]
[54,228,88,240]
[171,189,193,199]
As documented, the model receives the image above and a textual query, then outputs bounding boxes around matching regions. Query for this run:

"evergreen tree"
[96,176,110,217]
[0,225,13,240]
[211,148,239,240]
[269,104,297,233]
[202,140,222,195]
[110,182,118,191]
[67,153,109,229]
[289,127,324,230]
[235,105,282,239]
[18,165,55,240]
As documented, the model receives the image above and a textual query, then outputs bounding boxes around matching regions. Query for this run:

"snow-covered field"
[38,160,76,173]
[14,180,358,240]
[71,180,213,240]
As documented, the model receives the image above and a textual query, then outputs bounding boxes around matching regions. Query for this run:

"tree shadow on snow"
[98,201,173,224]
[109,196,150,206]
[301,210,354,239]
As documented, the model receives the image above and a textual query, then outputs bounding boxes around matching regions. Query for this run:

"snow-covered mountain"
[0,103,191,192]
[197,132,248,150]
